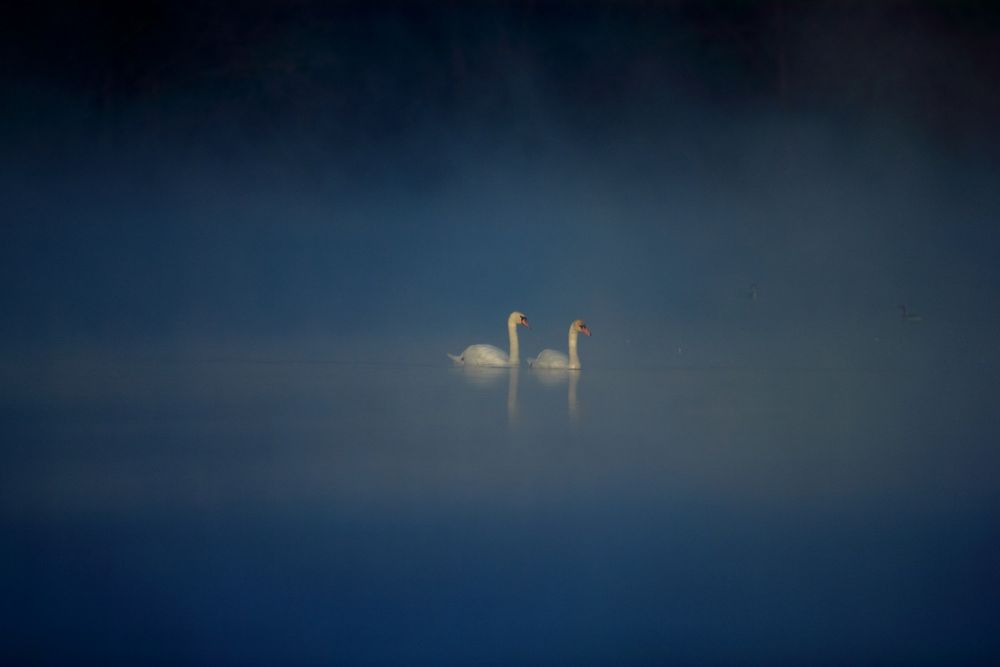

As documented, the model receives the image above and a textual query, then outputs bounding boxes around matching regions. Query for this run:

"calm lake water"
[3,360,999,666]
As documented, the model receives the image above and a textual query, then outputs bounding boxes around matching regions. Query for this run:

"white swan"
[448,311,530,366]
[528,319,591,370]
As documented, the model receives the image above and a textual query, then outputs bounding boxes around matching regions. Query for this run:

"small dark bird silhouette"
[898,305,923,322]
[739,283,758,301]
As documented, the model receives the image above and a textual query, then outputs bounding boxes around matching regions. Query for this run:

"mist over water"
[3,2,1000,665]
[4,360,999,665]
[4,2,999,370]
[6,124,999,372]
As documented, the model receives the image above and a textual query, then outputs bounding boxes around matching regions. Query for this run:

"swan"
[898,305,923,322]
[528,319,591,370]
[448,311,530,366]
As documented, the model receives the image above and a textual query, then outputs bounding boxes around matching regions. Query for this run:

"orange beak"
[580,325,591,336]
[520,317,530,329]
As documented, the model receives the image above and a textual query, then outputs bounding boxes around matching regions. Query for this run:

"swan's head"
[510,311,530,328]
[573,319,591,336]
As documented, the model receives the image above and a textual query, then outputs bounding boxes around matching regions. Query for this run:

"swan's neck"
[568,370,579,423]
[507,318,520,364]
[567,326,580,369]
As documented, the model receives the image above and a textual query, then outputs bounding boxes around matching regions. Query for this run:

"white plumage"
[528,319,591,370]
[448,311,530,367]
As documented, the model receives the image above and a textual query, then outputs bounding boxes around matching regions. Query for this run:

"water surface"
[3,361,999,665]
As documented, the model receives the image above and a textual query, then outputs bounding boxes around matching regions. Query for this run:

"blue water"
[2,361,999,665]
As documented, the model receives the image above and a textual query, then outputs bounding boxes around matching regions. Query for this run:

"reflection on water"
[456,366,583,427]
[453,364,509,389]
[2,361,1000,666]
[531,368,581,425]
[509,367,519,425]
[454,365,520,426]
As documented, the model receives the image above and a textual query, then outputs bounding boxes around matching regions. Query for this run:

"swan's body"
[528,319,591,370]
[452,344,511,366]
[530,349,571,368]
[448,311,529,367]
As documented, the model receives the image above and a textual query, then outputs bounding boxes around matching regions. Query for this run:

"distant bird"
[528,319,591,370]
[739,283,759,300]
[898,305,923,322]
[448,311,530,367]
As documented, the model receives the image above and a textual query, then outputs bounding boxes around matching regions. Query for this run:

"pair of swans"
[448,311,591,369]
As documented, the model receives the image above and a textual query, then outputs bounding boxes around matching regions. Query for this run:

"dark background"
[3,4,1000,666]
[3,0,1000,365]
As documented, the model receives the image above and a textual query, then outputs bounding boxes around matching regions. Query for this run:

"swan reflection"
[455,365,508,388]
[508,368,519,425]
[453,365,581,426]
[454,366,520,427]
[531,369,581,424]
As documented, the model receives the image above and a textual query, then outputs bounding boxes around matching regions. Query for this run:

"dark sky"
[3,1,1000,367]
